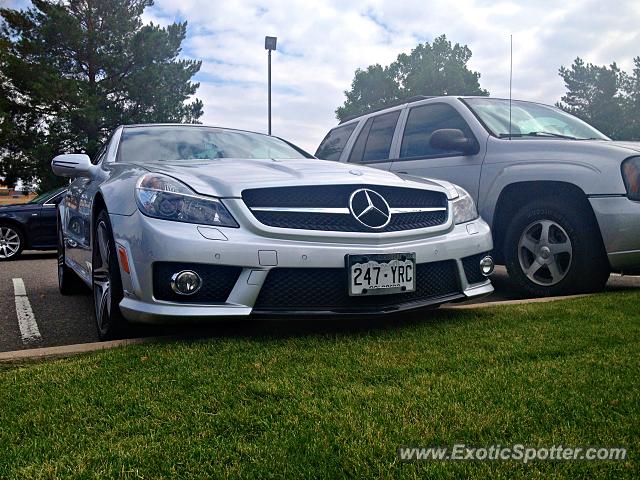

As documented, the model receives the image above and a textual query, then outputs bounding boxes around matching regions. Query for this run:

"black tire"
[504,197,610,297]
[57,215,85,294]
[0,223,24,261]
[92,210,127,340]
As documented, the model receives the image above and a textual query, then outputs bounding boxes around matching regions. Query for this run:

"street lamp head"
[265,36,277,51]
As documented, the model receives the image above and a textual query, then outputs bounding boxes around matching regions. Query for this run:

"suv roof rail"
[338,95,437,124]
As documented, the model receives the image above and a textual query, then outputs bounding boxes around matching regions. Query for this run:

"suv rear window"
[348,110,400,163]
[400,103,474,158]
[315,123,357,160]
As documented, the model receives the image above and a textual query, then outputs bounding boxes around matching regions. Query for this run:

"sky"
[3,0,640,152]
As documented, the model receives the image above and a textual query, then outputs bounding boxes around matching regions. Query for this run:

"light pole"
[265,36,277,135]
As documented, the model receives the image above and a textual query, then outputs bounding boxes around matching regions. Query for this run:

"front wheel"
[93,210,127,340]
[504,198,610,297]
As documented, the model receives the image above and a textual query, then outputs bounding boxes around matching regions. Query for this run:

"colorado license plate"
[347,253,416,296]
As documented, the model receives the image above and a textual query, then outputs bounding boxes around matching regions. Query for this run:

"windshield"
[118,126,310,163]
[464,98,609,140]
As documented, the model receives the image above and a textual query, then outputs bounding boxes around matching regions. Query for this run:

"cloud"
[7,0,639,151]
[141,0,640,151]
[2,0,31,9]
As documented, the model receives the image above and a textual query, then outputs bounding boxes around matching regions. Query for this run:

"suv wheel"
[0,225,24,260]
[93,210,127,340]
[504,198,610,296]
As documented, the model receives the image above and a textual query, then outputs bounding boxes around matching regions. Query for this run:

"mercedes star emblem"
[348,188,391,229]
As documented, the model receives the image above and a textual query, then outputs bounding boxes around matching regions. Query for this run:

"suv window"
[315,123,357,160]
[400,103,474,159]
[349,110,400,163]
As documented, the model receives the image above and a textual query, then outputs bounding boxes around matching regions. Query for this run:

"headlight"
[452,186,478,224]
[622,157,640,201]
[135,173,239,227]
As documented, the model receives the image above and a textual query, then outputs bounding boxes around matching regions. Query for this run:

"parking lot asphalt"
[1,251,639,353]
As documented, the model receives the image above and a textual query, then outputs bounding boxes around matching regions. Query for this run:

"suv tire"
[504,197,609,296]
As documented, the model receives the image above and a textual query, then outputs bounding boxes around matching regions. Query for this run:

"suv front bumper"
[590,196,640,272]
[110,210,494,323]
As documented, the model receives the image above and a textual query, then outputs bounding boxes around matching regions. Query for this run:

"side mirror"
[429,129,478,155]
[51,154,94,178]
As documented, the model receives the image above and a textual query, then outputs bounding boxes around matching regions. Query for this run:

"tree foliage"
[557,57,640,140]
[0,0,203,191]
[336,35,488,121]
[624,57,640,139]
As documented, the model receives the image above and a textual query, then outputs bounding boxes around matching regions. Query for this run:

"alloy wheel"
[518,219,573,286]
[0,226,21,259]
[93,221,112,331]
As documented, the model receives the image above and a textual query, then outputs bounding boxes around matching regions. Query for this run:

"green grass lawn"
[1,292,638,479]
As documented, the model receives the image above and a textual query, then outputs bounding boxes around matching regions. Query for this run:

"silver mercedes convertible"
[52,124,494,339]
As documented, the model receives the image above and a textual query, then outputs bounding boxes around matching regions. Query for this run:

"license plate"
[347,253,416,296]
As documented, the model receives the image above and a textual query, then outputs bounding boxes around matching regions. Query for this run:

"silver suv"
[316,96,640,296]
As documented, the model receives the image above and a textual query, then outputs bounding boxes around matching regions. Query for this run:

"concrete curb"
[0,294,591,362]
[442,294,589,310]
[0,336,168,363]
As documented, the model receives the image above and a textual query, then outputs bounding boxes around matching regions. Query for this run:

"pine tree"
[557,57,626,139]
[0,0,203,191]
[622,57,640,139]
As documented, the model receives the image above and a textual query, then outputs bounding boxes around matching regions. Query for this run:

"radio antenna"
[509,34,513,140]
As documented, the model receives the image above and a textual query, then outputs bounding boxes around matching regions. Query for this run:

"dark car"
[0,187,67,260]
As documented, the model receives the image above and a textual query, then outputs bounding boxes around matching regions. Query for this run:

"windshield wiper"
[499,131,578,140]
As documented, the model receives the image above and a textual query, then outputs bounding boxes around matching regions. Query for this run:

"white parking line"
[12,278,41,344]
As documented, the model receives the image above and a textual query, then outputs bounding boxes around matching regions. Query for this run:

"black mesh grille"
[252,210,447,232]
[243,185,448,232]
[254,260,460,312]
[153,262,241,303]
[462,252,489,285]
[243,185,448,208]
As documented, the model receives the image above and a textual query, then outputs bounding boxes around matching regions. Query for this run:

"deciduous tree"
[336,35,488,121]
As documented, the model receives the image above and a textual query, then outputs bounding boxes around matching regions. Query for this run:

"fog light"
[171,270,202,295]
[480,256,495,276]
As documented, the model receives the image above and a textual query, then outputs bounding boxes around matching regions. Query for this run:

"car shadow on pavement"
[120,307,466,344]
[119,269,640,344]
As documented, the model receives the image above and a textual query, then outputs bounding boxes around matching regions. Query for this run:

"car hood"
[608,141,640,153]
[136,158,459,199]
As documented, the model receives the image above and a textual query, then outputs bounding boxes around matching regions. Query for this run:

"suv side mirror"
[51,154,94,178]
[429,129,478,155]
